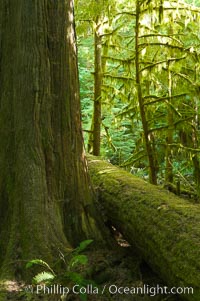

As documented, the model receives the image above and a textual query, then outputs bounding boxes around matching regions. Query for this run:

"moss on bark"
[88,155,200,301]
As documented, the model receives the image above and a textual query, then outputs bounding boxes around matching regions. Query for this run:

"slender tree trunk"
[0,0,104,280]
[88,18,109,156]
[92,17,102,156]
[135,1,157,185]
[165,64,174,184]
[192,99,200,200]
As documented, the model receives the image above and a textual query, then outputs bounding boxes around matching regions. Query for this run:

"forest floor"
[0,234,182,301]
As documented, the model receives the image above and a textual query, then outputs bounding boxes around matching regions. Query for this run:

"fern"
[33,271,55,284]
[26,259,55,276]
[26,239,94,301]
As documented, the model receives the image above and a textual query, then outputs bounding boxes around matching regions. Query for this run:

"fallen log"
[87,155,200,301]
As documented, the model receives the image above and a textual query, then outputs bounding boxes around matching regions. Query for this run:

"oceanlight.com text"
[108,284,193,297]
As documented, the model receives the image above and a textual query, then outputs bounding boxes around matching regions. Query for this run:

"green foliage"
[69,255,88,268]
[26,259,55,276]
[26,239,94,300]
[76,0,200,195]
[74,239,93,254]
[33,271,55,284]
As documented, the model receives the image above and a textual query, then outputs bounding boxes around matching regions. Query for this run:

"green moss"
[87,156,200,301]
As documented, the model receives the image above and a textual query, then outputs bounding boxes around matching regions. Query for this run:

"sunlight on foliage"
[75,0,200,197]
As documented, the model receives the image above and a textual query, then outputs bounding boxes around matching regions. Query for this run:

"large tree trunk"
[88,155,200,301]
[0,0,104,280]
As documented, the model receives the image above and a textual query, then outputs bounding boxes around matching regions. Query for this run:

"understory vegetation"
[75,0,200,198]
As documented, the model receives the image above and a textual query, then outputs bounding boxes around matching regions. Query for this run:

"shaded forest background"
[75,0,200,198]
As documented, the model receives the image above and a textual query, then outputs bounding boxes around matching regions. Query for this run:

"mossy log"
[87,155,200,301]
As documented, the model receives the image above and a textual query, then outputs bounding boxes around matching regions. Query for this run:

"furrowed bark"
[0,0,106,280]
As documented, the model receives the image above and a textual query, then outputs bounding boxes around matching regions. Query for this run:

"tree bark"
[135,1,157,185]
[92,17,102,156]
[0,0,105,280]
[165,36,174,184]
[88,155,200,301]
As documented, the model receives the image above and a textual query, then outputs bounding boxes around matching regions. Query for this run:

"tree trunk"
[88,155,200,301]
[0,0,105,280]
[165,55,174,184]
[92,17,102,156]
[192,99,200,200]
[135,1,157,185]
